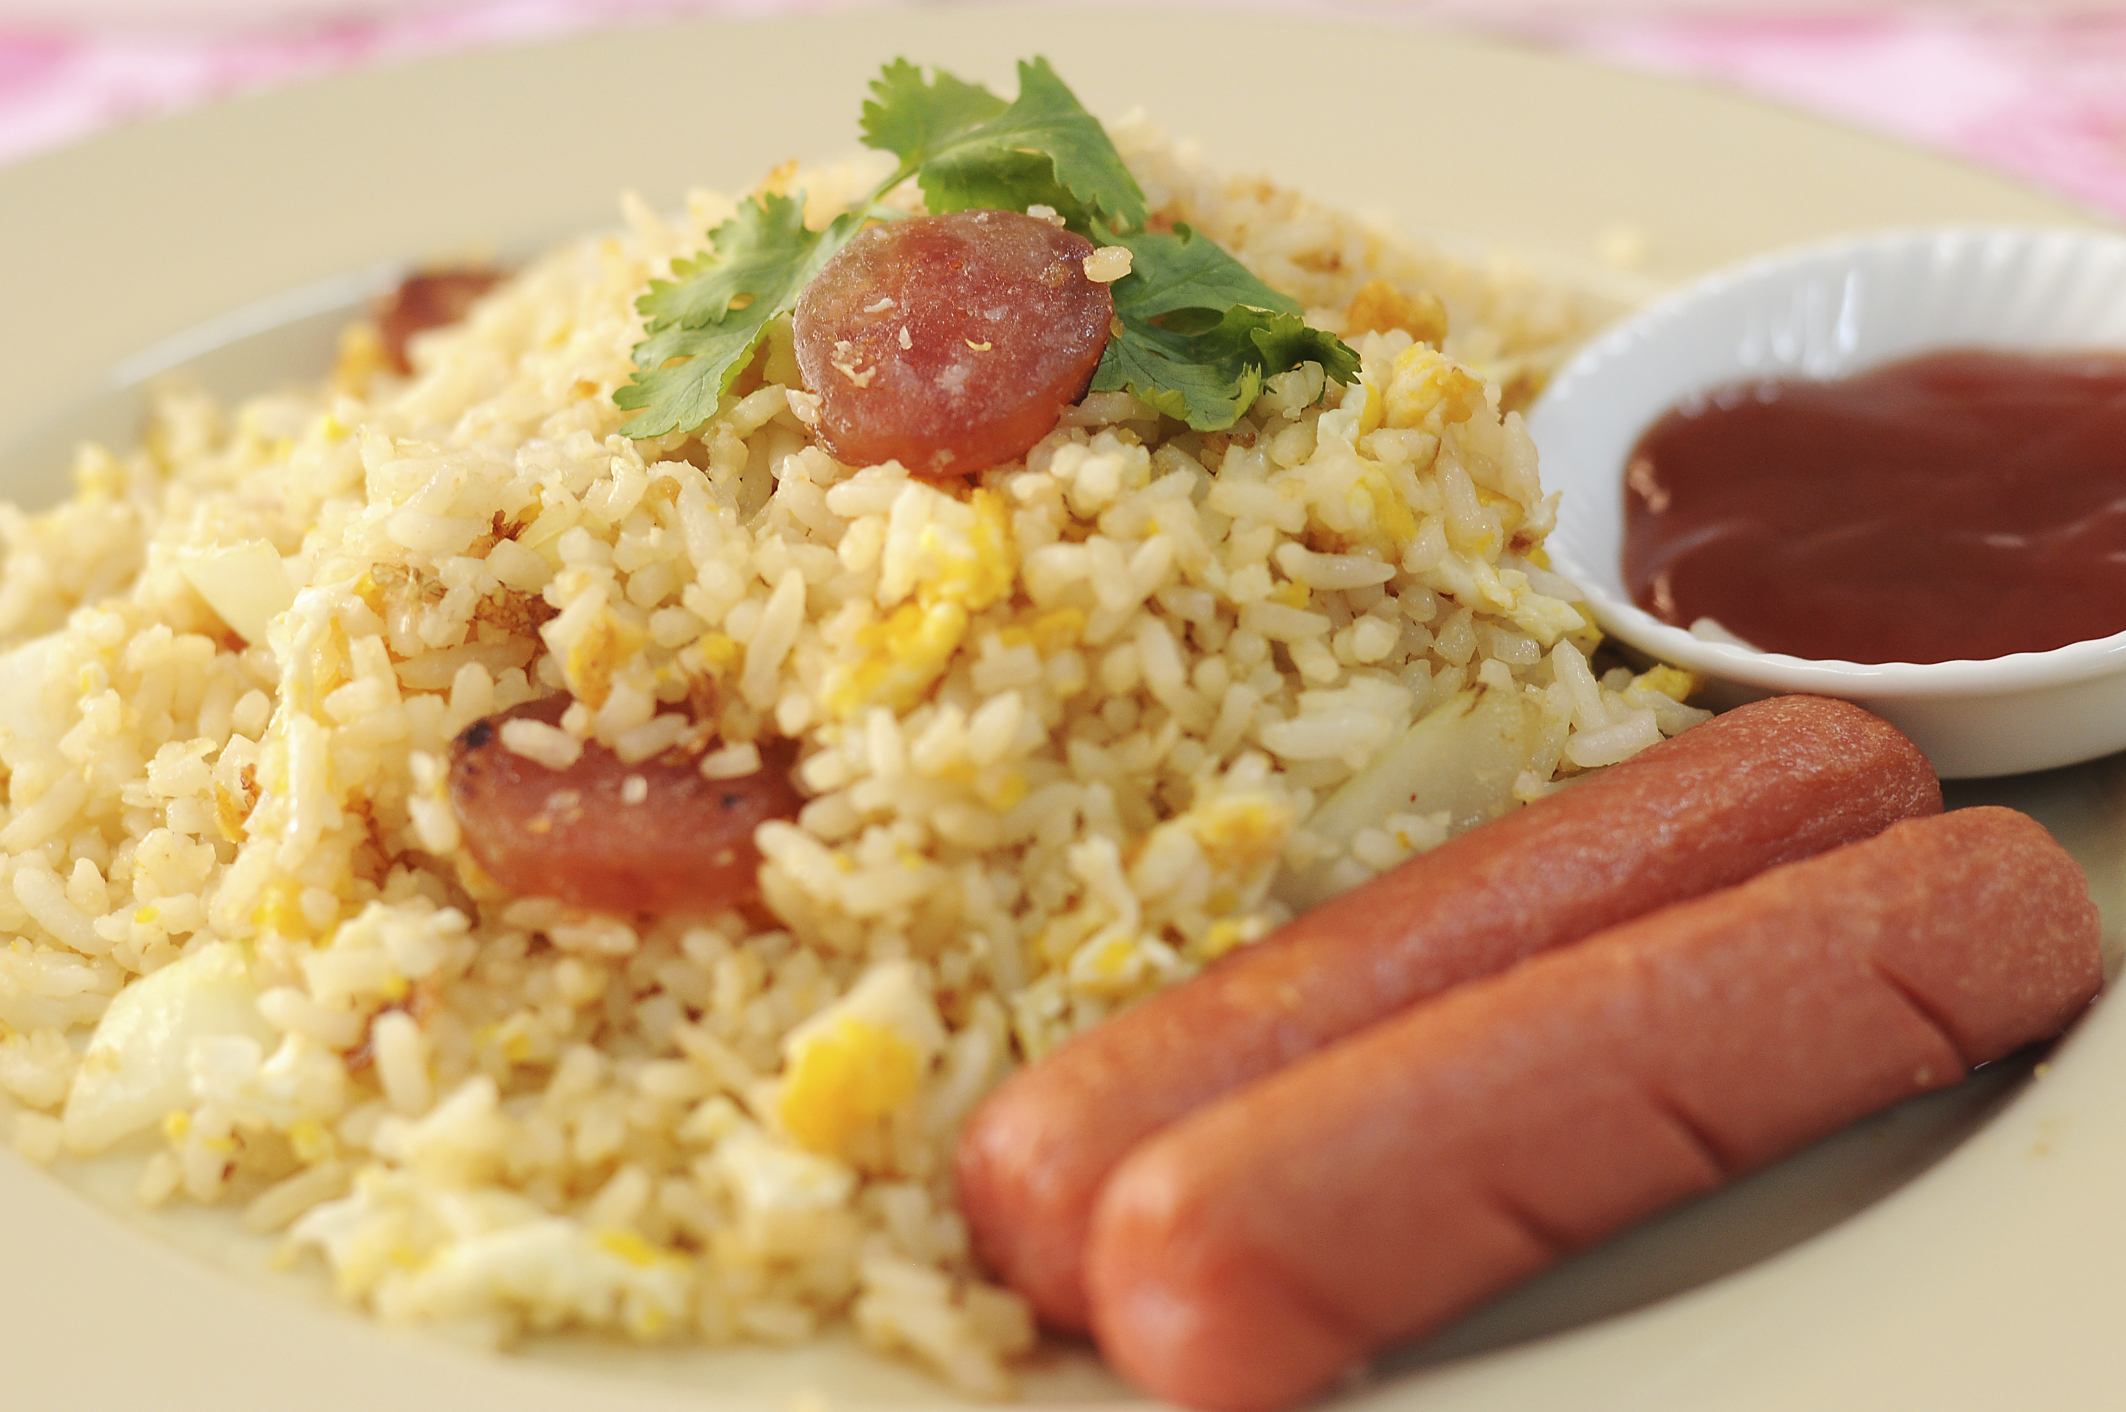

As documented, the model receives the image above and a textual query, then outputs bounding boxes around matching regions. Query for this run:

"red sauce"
[1621,348,2126,664]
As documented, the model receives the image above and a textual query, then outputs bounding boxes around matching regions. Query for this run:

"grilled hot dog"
[958,694,1941,1328]
[1085,806,2103,1412]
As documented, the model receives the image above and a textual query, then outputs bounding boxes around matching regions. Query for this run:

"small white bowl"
[1526,225,2126,779]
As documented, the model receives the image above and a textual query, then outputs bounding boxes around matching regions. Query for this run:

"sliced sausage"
[1085,806,2103,1412]
[377,268,506,374]
[792,209,1115,476]
[956,694,1941,1329]
[449,702,800,915]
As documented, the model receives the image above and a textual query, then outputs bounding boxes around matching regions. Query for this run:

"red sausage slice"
[376,268,506,375]
[449,703,800,916]
[956,694,1941,1329]
[1085,806,2103,1412]
[792,210,1115,476]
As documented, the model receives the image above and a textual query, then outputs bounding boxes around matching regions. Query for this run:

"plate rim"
[1,9,2119,1412]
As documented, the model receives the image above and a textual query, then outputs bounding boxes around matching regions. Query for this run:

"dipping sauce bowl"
[1527,226,2126,778]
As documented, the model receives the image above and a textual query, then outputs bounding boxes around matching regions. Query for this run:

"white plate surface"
[1,9,2121,1412]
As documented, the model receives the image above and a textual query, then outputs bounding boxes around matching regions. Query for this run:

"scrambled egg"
[775,960,945,1158]
[823,485,1016,716]
[61,940,276,1154]
[1384,344,1487,434]
[556,599,648,711]
[1188,794,1295,875]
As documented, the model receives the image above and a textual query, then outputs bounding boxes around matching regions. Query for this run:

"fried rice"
[0,117,1703,1392]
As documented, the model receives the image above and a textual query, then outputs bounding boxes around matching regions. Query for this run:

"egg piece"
[175,540,297,645]
[715,1125,858,1219]
[62,941,277,1154]
[0,632,75,763]
[825,485,1016,717]
[775,959,946,1158]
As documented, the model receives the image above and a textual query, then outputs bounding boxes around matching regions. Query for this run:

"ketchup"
[1620,349,2126,664]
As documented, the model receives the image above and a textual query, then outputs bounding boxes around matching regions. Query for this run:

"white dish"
[1528,226,2126,779]
[1,11,2121,1412]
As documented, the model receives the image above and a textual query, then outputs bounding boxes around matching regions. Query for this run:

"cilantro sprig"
[616,193,856,440]
[615,57,1358,440]
[1092,223,1357,430]
[862,57,1146,233]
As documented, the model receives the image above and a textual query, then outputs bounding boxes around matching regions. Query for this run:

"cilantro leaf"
[1103,221,1300,318]
[1094,313,1269,429]
[861,58,1008,178]
[1094,306,1357,430]
[616,57,1355,442]
[861,57,1147,234]
[1090,224,1361,430]
[1239,309,1362,382]
[920,149,1087,231]
[615,194,860,438]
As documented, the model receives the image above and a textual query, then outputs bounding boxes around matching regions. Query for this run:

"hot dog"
[957,694,1941,1328]
[1085,806,2103,1412]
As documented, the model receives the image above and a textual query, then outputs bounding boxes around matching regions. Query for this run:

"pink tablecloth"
[4,3,2126,222]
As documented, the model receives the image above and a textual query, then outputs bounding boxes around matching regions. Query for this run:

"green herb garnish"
[1090,223,1357,430]
[615,192,851,441]
[615,57,1359,440]
[861,57,1146,234]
